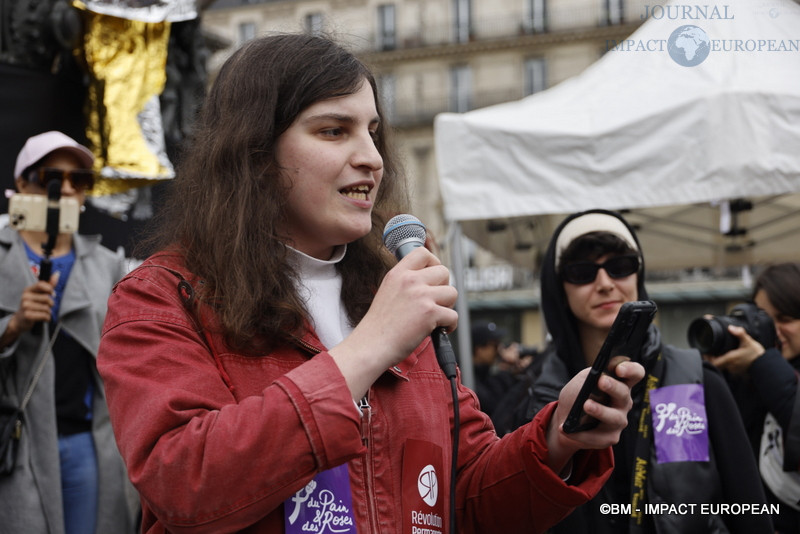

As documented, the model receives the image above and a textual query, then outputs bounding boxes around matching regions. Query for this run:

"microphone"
[382,214,458,379]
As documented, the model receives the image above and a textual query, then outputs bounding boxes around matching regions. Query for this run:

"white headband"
[555,213,639,269]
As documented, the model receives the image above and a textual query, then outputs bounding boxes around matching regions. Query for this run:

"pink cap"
[14,131,94,180]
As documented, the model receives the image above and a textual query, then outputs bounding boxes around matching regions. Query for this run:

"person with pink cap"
[0,131,137,533]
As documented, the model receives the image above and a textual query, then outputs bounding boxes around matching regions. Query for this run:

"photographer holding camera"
[695,263,800,532]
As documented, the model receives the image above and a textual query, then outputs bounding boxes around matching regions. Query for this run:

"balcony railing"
[387,88,524,127]
[342,0,647,54]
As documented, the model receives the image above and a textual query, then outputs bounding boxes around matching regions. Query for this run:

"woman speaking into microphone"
[96,33,643,534]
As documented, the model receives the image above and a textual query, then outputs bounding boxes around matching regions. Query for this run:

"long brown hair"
[149,33,408,351]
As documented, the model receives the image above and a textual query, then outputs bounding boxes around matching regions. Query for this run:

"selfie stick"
[39,179,62,282]
[31,180,61,336]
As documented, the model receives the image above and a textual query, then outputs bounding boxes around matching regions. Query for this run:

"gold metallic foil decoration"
[75,1,175,197]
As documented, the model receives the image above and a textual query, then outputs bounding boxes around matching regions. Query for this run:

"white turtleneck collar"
[287,245,352,349]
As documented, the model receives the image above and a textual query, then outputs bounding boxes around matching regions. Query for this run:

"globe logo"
[417,464,438,507]
[668,25,711,67]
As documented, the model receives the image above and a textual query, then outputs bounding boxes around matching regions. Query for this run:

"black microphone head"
[383,214,426,260]
[47,178,62,200]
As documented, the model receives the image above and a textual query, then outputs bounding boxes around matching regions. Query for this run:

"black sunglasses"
[27,167,95,191]
[561,254,640,285]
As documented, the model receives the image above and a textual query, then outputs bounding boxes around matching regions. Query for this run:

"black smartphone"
[562,300,657,434]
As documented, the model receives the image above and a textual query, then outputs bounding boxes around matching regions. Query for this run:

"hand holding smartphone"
[562,300,657,434]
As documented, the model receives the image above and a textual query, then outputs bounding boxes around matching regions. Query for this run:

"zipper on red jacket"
[294,336,380,530]
[293,336,322,356]
[359,392,380,531]
[358,394,371,445]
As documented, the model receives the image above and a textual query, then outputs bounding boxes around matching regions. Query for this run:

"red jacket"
[97,251,613,533]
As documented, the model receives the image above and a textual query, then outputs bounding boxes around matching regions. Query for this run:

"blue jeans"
[59,431,98,534]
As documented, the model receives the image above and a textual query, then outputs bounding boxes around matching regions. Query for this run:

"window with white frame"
[524,57,547,96]
[453,0,471,43]
[603,0,624,25]
[525,0,547,33]
[450,65,472,112]
[377,4,396,51]
[305,12,324,35]
[238,22,256,45]
[377,74,396,123]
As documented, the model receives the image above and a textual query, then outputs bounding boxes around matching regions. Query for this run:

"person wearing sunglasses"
[500,209,771,534]
[0,131,137,534]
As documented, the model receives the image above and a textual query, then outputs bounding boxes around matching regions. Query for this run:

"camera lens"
[687,317,739,356]
[687,303,778,357]
[688,318,718,354]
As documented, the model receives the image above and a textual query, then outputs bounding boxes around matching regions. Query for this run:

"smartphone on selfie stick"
[562,300,657,434]
[9,182,76,334]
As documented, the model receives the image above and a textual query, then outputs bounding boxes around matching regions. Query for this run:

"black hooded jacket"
[527,209,772,534]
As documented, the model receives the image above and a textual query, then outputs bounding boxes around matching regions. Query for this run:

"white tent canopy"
[434,0,800,385]
[435,0,800,272]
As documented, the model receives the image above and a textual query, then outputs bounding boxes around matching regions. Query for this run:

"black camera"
[687,302,777,356]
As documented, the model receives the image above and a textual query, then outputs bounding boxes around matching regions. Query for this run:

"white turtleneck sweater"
[287,245,363,412]
[287,245,353,349]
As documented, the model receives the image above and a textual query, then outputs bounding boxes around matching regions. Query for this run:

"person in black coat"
[709,262,800,533]
[471,320,517,417]
[512,209,772,534]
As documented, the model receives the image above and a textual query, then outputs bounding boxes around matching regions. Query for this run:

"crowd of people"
[473,212,800,533]
[1,32,797,534]
[505,209,774,533]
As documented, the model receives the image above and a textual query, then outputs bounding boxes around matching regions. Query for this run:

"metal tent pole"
[449,221,474,390]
